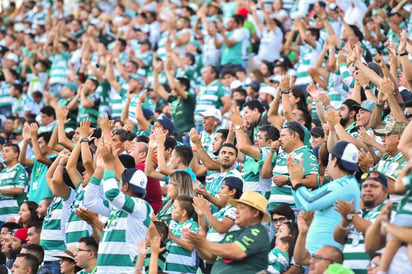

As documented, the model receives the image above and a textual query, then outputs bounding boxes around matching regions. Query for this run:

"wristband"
[399,52,408,56]
[363,85,371,90]
[281,89,289,95]
[292,183,304,191]
[381,221,389,232]
[376,103,384,108]
[80,137,89,143]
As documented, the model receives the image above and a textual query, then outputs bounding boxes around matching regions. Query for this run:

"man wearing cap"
[334,170,389,273]
[288,141,361,256]
[195,65,231,132]
[374,121,408,195]
[262,120,318,211]
[12,228,28,255]
[0,143,28,226]
[84,145,153,273]
[199,108,222,157]
[258,85,277,108]
[183,190,270,273]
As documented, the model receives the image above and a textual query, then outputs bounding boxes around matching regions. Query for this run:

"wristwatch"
[80,137,89,143]
[234,125,241,130]
[345,212,356,222]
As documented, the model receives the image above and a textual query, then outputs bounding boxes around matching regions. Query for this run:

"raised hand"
[358,149,374,173]
[334,199,355,218]
[325,108,341,127]
[287,155,304,186]
[29,123,39,139]
[189,128,201,146]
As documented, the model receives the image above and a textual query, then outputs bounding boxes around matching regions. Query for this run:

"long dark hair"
[20,201,41,228]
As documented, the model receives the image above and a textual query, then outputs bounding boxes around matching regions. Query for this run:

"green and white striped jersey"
[270,146,319,210]
[194,80,227,125]
[49,51,70,85]
[0,82,13,108]
[343,201,387,273]
[65,184,91,248]
[165,219,198,274]
[0,163,29,222]
[206,204,238,243]
[40,190,75,262]
[84,172,153,274]
[268,248,290,274]
[295,41,323,86]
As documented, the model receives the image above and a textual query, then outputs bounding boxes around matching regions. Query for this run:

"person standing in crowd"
[183,191,270,273]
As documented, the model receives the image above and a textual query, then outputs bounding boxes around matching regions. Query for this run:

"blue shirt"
[293,175,361,253]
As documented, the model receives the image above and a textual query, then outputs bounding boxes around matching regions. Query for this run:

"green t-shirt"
[77,92,100,127]
[168,92,195,137]
[211,224,270,274]
[28,154,57,204]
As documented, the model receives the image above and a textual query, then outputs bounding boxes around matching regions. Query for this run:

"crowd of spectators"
[1,0,412,273]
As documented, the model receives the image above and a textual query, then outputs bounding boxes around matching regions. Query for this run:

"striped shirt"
[270,147,319,210]
[165,219,198,274]
[295,40,322,86]
[77,92,100,127]
[343,201,387,273]
[0,82,13,108]
[268,248,290,274]
[40,191,75,262]
[65,184,92,248]
[195,80,227,125]
[49,51,70,85]
[242,147,272,195]
[0,163,29,222]
[206,204,239,243]
[84,172,153,274]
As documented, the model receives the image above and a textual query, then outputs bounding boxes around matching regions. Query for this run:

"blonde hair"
[163,171,194,210]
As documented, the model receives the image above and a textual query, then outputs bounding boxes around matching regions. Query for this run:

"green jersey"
[77,92,100,127]
[269,146,319,210]
[211,224,270,274]
[168,92,195,137]
[0,163,29,222]
[165,218,199,274]
[268,248,290,274]
[195,80,227,125]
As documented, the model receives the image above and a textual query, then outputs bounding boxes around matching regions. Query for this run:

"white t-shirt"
[257,27,283,62]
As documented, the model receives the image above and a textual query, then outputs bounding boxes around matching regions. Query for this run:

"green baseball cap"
[324,263,355,274]
[64,82,78,92]
[360,100,376,112]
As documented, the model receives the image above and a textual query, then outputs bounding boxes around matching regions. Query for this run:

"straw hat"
[230,191,270,222]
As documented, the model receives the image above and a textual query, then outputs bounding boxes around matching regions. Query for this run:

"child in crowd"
[165,195,198,274]
[267,222,298,274]
[136,221,169,274]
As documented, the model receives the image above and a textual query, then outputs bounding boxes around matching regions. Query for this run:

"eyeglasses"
[310,254,335,263]
[77,248,91,252]
[272,217,289,224]
[367,262,380,269]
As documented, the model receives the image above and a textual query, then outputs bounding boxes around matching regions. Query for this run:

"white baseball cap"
[199,108,222,121]
[259,86,277,98]
[332,141,359,172]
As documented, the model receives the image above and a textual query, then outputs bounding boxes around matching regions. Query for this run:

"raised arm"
[56,106,75,151]
[232,108,260,160]
[145,134,166,181]
[79,119,95,176]
[18,125,34,167]
[29,123,52,166]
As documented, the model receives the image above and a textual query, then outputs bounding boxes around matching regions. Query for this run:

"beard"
[340,117,349,127]
[363,200,374,208]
